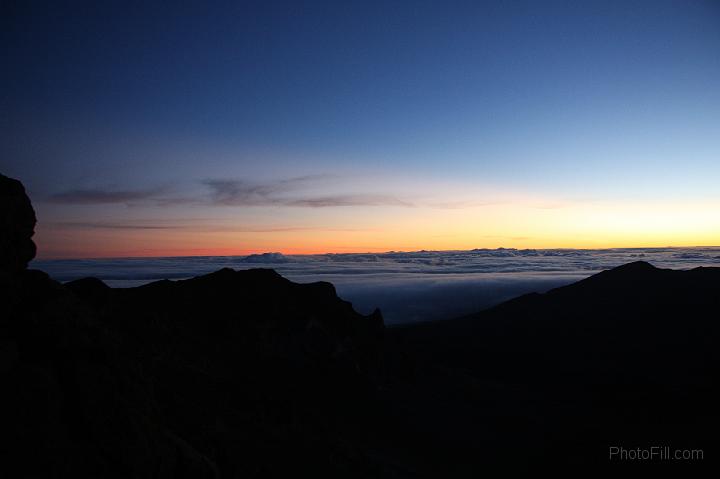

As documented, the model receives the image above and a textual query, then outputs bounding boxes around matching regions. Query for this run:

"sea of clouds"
[33,247,720,324]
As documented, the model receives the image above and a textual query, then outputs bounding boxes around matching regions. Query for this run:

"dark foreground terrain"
[2,173,718,477]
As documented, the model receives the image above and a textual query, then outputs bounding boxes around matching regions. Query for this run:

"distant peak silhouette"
[606,259,657,272]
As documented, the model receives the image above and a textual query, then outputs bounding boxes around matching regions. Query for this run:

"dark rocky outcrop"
[2,270,219,477]
[2,265,387,478]
[0,174,37,276]
[392,261,720,473]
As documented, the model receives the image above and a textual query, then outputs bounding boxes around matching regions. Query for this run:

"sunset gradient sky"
[2,0,719,258]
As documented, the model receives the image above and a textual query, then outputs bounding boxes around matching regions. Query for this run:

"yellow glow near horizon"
[33,197,720,259]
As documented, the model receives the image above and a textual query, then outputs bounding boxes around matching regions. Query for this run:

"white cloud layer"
[33,247,720,324]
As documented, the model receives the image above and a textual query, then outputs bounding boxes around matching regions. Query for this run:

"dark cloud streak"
[203,177,413,208]
[286,195,412,208]
[51,221,369,233]
[51,221,181,230]
[48,188,159,205]
[49,176,411,208]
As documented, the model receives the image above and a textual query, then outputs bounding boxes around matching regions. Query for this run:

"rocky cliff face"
[0,174,37,276]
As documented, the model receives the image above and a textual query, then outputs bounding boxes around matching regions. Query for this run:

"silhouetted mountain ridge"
[3,265,388,478]
[483,260,715,314]
[391,260,720,472]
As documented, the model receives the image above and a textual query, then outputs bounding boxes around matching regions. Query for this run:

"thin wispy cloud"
[424,199,504,209]
[202,177,413,208]
[202,179,286,206]
[286,195,412,208]
[51,221,182,230]
[49,188,160,205]
[51,220,370,233]
[49,175,411,208]
[203,175,335,205]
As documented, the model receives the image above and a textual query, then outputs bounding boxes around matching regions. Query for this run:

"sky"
[2,0,719,259]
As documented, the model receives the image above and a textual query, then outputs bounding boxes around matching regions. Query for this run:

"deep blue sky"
[2,1,719,257]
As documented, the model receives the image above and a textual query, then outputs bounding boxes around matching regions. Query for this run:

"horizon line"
[32,244,720,262]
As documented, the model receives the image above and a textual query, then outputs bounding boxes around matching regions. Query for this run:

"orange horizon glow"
[33,243,720,261]
[33,197,720,260]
